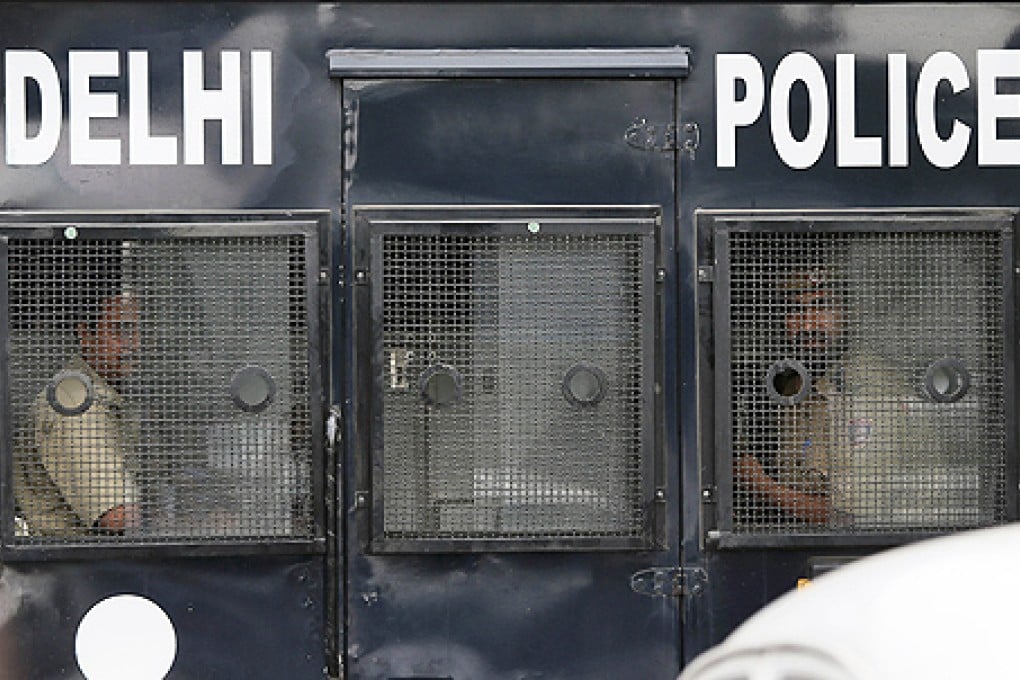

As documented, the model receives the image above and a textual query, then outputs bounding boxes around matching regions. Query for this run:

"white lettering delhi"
[3,49,273,166]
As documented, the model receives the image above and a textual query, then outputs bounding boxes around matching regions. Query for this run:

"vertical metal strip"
[713,226,734,535]
[0,236,11,549]
[368,230,386,549]
[321,218,341,680]
[642,218,662,546]
[334,85,354,680]
[1004,222,1018,521]
[306,224,327,540]
[351,211,373,553]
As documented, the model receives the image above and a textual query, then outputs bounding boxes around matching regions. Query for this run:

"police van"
[0,3,1016,679]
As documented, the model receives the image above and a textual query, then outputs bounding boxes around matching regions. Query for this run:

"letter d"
[5,50,61,165]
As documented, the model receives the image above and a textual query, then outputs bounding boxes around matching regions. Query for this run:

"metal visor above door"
[353,206,662,553]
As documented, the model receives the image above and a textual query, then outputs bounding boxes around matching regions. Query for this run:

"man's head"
[780,267,846,369]
[77,292,140,383]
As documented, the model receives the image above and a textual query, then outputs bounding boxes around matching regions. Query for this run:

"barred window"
[707,212,1014,545]
[355,206,661,552]
[3,215,326,554]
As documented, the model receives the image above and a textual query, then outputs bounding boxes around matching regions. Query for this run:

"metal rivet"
[64,226,78,240]
[527,221,540,234]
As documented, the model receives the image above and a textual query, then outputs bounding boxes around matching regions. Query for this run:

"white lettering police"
[716,50,1020,169]
[3,50,272,166]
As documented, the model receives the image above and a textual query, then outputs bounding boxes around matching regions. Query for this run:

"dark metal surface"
[0,3,342,677]
[0,556,326,680]
[680,2,1020,660]
[343,74,678,678]
[0,2,1019,678]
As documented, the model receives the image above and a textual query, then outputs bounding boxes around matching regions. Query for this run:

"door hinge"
[624,118,677,152]
[681,121,700,158]
[343,102,358,130]
[630,567,707,598]
[697,265,714,283]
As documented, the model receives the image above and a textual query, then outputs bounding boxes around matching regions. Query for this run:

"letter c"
[917,51,971,169]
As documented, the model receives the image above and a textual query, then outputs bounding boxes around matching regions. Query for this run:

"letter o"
[770,52,830,170]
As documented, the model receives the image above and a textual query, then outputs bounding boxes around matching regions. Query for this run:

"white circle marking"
[75,594,177,680]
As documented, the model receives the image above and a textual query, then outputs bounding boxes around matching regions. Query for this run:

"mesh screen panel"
[726,228,1007,535]
[377,231,650,543]
[8,235,315,544]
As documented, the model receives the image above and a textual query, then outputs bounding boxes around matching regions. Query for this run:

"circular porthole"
[420,364,463,408]
[230,365,276,413]
[562,364,607,406]
[924,357,971,403]
[75,594,177,680]
[766,359,811,405]
[46,370,94,417]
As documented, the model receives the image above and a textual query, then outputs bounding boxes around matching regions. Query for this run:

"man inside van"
[732,265,842,525]
[16,274,142,536]
[732,262,950,529]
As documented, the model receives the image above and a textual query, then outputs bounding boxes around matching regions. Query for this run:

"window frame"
[0,211,330,561]
[352,204,665,554]
[698,208,1019,550]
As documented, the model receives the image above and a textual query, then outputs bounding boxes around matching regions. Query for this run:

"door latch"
[630,567,707,598]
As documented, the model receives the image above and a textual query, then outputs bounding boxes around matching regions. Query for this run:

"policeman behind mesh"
[732,261,926,528]
[732,265,844,525]
[16,268,142,536]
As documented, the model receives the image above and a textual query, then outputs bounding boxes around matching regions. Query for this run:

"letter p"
[716,54,765,168]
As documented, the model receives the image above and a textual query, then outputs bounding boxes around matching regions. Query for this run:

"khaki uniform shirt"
[16,357,139,535]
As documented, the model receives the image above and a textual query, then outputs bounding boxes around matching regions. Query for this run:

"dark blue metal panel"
[0,3,1016,678]
[321,0,1020,668]
[673,4,1020,663]
[0,557,325,679]
[0,4,340,679]
[342,76,680,679]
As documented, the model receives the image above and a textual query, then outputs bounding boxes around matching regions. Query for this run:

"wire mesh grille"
[726,228,1007,535]
[8,235,315,544]
[378,231,649,542]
